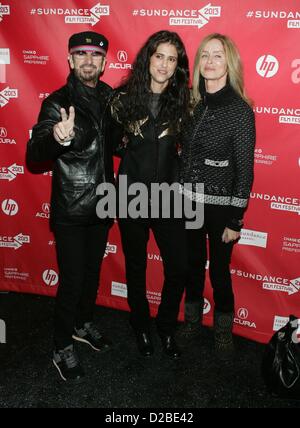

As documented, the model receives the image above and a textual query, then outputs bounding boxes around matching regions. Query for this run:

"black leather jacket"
[27,73,114,226]
[110,91,181,189]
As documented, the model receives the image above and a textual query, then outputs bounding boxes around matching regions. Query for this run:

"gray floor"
[0,292,299,408]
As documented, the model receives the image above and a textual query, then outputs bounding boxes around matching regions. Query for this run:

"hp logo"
[256,55,279,78]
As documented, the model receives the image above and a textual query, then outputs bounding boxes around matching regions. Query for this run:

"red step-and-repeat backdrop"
[0,0,299,343]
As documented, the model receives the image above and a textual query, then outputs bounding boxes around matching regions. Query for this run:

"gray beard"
[75,70,100,87]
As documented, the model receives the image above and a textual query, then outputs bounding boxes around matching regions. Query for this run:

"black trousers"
[52,223,110,350]
[118,218,187,335]
[185,205,235,313]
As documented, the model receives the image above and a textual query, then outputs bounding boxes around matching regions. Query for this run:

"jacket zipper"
[92,92,114,183]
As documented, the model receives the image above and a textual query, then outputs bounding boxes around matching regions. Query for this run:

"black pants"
[118,218,187,336]
[52,223,110,350]
[185,205,235,313]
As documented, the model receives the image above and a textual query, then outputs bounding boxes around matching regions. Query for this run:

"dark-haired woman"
[111,31,190,359]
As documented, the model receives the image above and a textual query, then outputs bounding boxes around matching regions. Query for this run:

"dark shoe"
[73,322,112,352]
[53,345,85,383]
[134,331,154,357]
[214,311,235,362]
[160,335,181,359]
[177,300,204,341]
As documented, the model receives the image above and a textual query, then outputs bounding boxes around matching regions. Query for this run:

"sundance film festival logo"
[250,193,300,216]
[0,87,18,108]
[2,199,19,216]
[65,2,110,25]
[263,276,300,296]
[133,3,221,29]
[43,269,59,287]
[0,48,10,83]
[30,2,110,27]
[231,269,300,296]
[0,233,30,250]
[0,163,24,182]
[256,55,279,78]
[255,105,300,125]
[245,9,300,29]
[109,51,132,70]
[0,3,10,22]
[0,319,6,344]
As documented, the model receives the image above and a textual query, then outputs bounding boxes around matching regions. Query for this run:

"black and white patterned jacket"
[180,84,256,231]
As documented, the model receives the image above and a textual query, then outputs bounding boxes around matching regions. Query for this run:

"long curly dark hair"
[119,30,190,130]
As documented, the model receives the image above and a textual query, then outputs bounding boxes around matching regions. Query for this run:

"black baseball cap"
[68,31,109,56]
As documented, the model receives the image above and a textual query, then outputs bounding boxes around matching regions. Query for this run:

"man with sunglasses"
[27,32,114,383]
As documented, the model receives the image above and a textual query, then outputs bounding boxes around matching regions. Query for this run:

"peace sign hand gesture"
[53,107,76,145]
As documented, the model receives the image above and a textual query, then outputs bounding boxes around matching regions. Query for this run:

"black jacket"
[110,91,181,189]
[180,84,256,231]
[27,73,114,226]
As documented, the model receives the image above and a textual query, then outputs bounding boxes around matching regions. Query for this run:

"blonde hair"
[192,33,252,106]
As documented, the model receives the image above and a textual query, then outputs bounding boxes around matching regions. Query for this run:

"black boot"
[177,300,204,340]
[134,331,154,357]
[214,311,234,362]
[159,334,182,359]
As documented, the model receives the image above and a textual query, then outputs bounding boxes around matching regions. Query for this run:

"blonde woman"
[179,34,256,360]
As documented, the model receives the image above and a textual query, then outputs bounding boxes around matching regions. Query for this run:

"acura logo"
[117,51,128,63]
[238,308,249,320]
[42,203,50,214]
[0,127,7,137]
